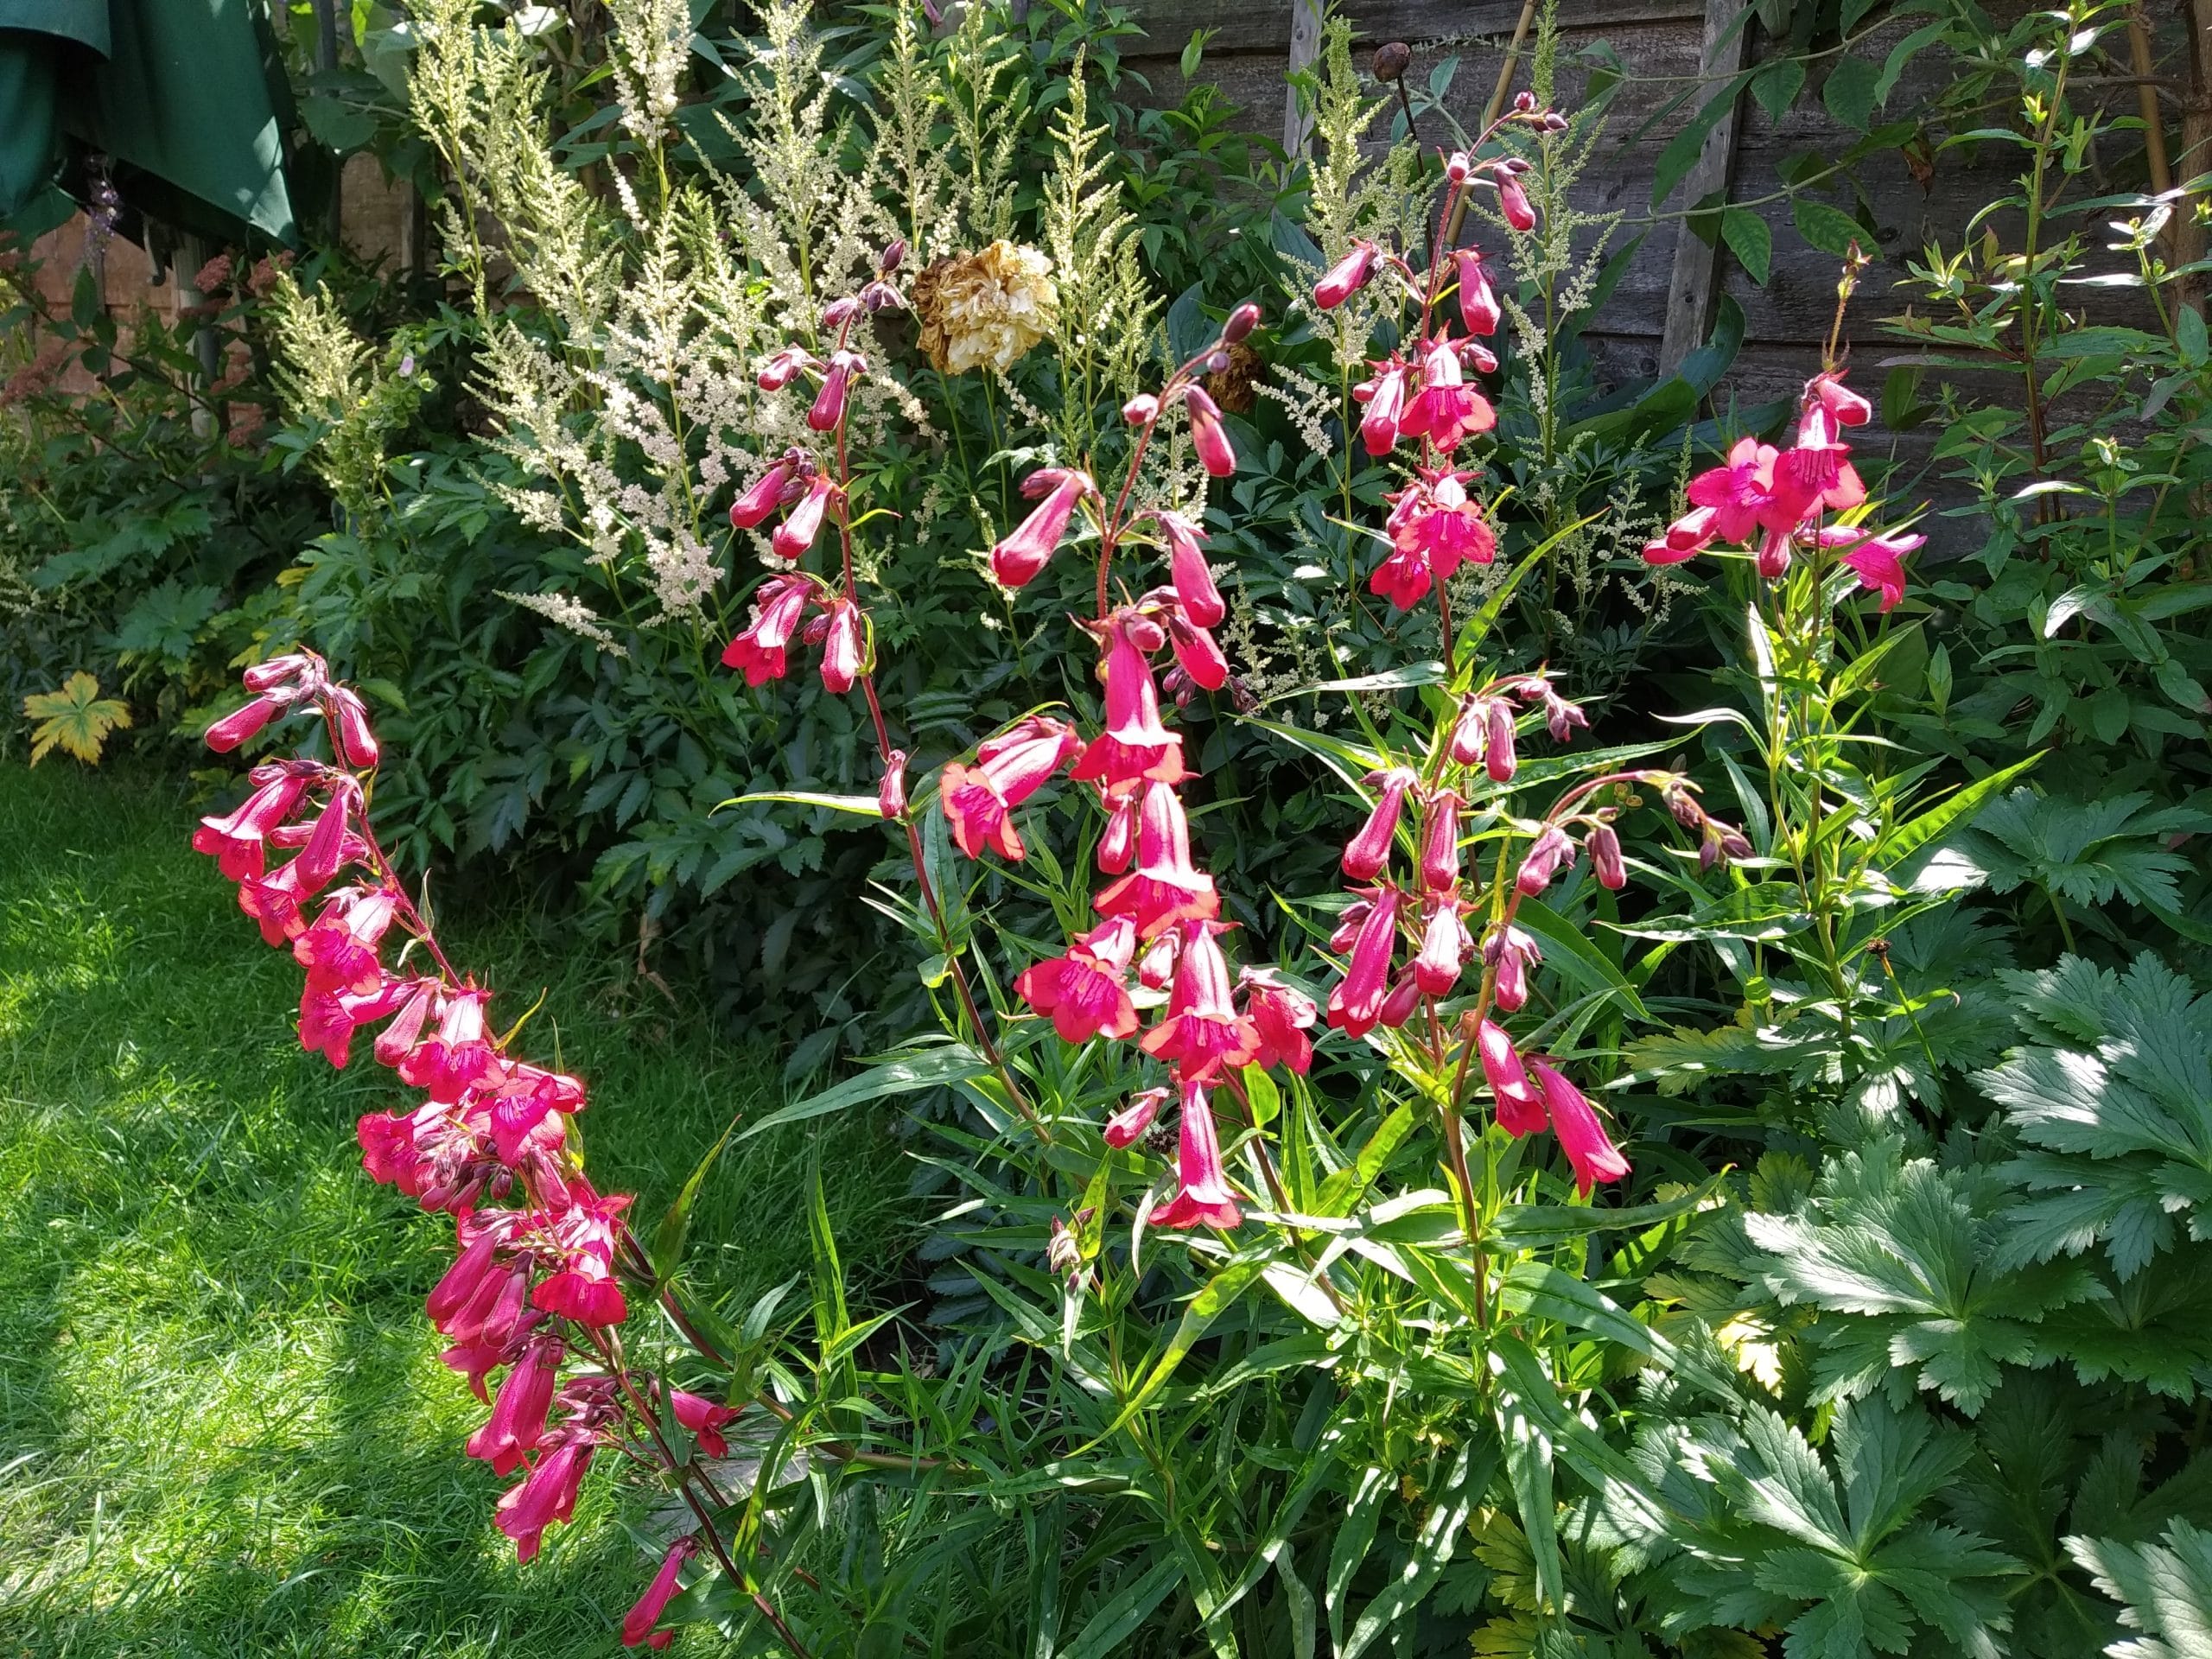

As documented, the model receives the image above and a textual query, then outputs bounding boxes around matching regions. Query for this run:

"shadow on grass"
[0,761,917,1655]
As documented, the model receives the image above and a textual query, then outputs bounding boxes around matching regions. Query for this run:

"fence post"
[1658,0,1751,377]
[1281,0,1324,160]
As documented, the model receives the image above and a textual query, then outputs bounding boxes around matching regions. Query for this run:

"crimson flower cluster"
[193,651,732,1648]
[1648,368,1925,611]
[973,308,1316,1231]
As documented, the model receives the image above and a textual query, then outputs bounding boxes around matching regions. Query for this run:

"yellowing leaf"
[23,671,132,766]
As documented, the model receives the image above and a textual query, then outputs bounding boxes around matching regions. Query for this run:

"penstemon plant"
[189,35,1985,1659]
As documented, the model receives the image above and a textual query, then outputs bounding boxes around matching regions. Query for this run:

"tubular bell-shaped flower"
[993,467,1095,589]
[1071,613,1186,791]
[1374,468,1496,610]
[1095,781,1220,939]
[1183,385,1237,478]
[1016,915,1141,1043]
[1240,967,1318,1075]
[721,574,816,686]
[1326,885,1401,1039]
[1139,920,1259,1079]
[623,1538,697,1650]
[1399,337,1495,452]
[938,715,1081,861]
[1150,1073,1242,1230]
[1528,1058,1631,1194]
[1154,511,1224,626]
[1342,766,1417,881]
[1477,1018,1547,1135]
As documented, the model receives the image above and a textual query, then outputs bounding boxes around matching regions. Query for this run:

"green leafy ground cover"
[0,760,907,1656]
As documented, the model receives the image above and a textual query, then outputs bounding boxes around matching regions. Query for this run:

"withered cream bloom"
[913,240,1058,375]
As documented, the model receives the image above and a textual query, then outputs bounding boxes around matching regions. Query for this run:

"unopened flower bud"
[1498,175,1537,232]
[1516,824,1576,896]
[879,750,908,819]
[822,296,861,329]
[1372,41,1411,81]
[1587,822,1626,890]
[880,238,906,273]
[1446,151,1472,184]
[1123,392,1160,426]
[1223,302,1262,343]
[1206,349,1230,374]
[1514,90,1537,112]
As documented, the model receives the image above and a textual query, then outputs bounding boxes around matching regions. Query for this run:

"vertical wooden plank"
[1281,0,1325,161]
[1657,0,1751,376]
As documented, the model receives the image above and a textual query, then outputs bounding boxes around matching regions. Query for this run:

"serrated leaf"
[23,671,132,766]
[1979,955,2212,1281]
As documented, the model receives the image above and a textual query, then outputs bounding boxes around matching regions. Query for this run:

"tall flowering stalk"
[192,652,791,1653]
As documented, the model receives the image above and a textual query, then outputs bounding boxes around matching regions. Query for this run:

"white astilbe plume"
[499,589,629,655]
[607,0,688,140]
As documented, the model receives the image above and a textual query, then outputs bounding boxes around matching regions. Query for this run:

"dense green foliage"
[8,0,2212,1655]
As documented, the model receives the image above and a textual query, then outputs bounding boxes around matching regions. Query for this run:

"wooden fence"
[1116,1,2180,473]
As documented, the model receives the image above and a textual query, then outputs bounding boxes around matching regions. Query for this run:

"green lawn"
[0,760,908,1656]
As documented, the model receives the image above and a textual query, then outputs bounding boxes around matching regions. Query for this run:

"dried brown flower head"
[1204,340,1262,415]
[912,240,1057,376]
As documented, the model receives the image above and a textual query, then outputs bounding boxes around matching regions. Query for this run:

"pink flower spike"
[992,470,1091,589]
[1326,885,1401,1039]
[1149,1073,1243,1230]
[729,459,797,530]
[1528,1058,1630,1194]
[1314,239,1378,308]
[206,695,280,753]
[623,1538,698,1650]
[721,574,815,686]
[1104,1085,1169,1149]
[771,474,836,563]
[1419,788,1462,893]
[1452,247,1501,336]
[1240,967,1318,1076]
[670,1389,740,1459]
[1342,767,1417,882]
[1157,511,1225,627]
[1477,1018,1547,1135]
[1184,385,1237,477]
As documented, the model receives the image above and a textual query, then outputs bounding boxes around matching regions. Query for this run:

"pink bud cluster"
[1313,128,1548,611]
[193,652,728,1642]
[1650,370,1926,611]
